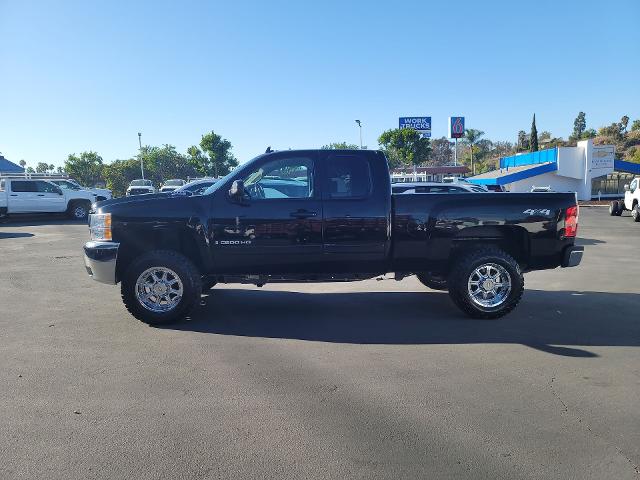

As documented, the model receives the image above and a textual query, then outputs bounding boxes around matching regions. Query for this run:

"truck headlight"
[89,213,112,241]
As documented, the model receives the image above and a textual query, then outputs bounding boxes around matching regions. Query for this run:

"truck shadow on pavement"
[168,288,640,357]
[0,232,34,239]
[0,215,82,227]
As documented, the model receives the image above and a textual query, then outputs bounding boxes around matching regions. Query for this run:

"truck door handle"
[290,209,317,219]
[10,194,18,197]
[37,194,45,196]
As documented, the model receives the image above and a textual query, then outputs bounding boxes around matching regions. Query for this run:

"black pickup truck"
[84,149,583,325]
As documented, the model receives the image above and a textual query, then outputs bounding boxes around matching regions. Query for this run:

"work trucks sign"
[399,117,431,137]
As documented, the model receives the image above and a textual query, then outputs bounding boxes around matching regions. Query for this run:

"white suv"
[126,179,155,196]
[610,177,640,221]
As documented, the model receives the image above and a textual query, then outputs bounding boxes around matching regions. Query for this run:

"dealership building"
[467,139,640,200]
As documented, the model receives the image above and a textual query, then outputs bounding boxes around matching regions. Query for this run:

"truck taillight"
[565,205,578,238]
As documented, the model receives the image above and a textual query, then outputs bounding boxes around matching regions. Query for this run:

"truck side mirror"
[229,180,245,201]
[623,184,630,192]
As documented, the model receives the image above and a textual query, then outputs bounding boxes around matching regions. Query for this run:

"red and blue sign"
[448,117,465,139]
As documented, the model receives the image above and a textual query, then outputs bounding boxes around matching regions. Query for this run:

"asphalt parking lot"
[1,207,639,480]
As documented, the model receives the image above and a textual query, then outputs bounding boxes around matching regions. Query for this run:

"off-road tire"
[416,273,448,291]
[609,201,619,216]
[121,250,202,325]
[67,200,90,220]
[448,247,524,319]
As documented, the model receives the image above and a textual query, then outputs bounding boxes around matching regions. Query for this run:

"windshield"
[164,179,184,186]
[201,154,265,195]
[53,180,81,190]
[131,180,152,186]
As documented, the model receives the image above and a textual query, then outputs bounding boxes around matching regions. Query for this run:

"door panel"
[321,152,390,273]
[211,152,324,274]
[34,181,66,212]
[8,181,38,213]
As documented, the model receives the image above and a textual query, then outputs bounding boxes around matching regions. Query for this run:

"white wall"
[556,146,585,179]
[506,172,585,197]
[503,140,615,200]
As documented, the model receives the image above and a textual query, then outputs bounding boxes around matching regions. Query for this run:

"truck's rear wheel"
[448,248,524,319]
[121,250,202,325]
[609,201,620,216]
[633,204,640,222]
[416,273,448,291]
[67,201,90,220]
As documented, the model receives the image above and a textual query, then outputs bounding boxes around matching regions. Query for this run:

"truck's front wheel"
[448,248,524,319]
[121,250,202,325]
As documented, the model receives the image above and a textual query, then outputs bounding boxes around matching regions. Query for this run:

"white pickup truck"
[0,177,96,220]
[610,177,640,221]
[50,178,112,202]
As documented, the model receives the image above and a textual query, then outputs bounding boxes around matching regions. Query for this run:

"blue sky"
[1,0,639,168]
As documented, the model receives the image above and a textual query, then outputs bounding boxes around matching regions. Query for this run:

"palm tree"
[463,129,484,175]
[19,159,27,170]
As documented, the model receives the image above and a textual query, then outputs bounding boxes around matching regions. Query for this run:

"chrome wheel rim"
[467,263,512,309]
[135,267,184,313]
[74,206,86,218]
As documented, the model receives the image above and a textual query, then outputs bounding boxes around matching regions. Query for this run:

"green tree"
[26,167,35,173]
[199,131,238,177]
[19,159,26,170]
[463,128,484,175]
[321,142,360,150]
[102,158,142,197]
[36,162,50,173]
[530,114,539,152]
[582,128,597,139]
[378,128,431,170]
[430,137,453,166]
[572,112,586,141]
[64,151,104,186]
[631,119,640,132]
[620,115,629,133]
[517,130,529,151]
[137,145,197,185]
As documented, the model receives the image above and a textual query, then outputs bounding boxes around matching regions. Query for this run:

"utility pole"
[355,120,363,149]
[454,138,458,167]
[138,132,145,179]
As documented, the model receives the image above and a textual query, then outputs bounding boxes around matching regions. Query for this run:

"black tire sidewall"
[609,201,619,216]
[121,250,201,325]
[416,273,448,291]
[633,205,640,222]
[448,249,524,319]
[68,201,89,220]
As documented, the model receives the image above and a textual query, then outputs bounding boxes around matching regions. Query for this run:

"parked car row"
[609,177,640,221]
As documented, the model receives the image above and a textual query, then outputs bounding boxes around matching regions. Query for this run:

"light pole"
[138,132,145,179]
[355,120,363,149]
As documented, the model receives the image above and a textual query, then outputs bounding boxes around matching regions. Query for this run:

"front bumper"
[84,241,120,284]
[561,245,584,268]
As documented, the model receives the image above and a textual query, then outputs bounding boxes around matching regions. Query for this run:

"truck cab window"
[36,181,62,194]
[243,157,313,199]
[11,181,37,192]
[326,155,372,199]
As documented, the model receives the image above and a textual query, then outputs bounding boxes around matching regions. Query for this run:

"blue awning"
[467,162,558,186]
[614,159,640,175]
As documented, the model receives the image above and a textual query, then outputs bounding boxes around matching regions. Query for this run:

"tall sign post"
[448,117,465,167]
[399,117,431,181]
